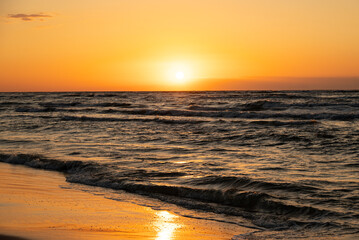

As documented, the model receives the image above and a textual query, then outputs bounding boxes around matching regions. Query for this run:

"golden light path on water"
[155,211,181,240]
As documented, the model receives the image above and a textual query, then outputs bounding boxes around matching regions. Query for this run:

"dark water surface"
[0,91,358,239]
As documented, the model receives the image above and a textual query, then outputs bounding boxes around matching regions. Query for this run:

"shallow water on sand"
[0,91,358,239]
[0,162,249,240]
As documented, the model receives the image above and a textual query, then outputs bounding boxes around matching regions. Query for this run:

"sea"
[0,90,358,239]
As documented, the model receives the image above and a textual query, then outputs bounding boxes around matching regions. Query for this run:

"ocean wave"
[15,106,88,113]
[67,173,337,220]
[115,108,359,121]
[0,153,340,224]
[247,120,319,126]
[61,115,207,124]
[184,175,319,194]
[93,102,133,108]
[0,101,26,106]
[39,101,81,108]
[94,93,130,98]
[0,153,99,173]
[241,100,286,111]
[15,106,57,112]
[189,100,287,112]
[189,101,358,113]
[258,92,314,99]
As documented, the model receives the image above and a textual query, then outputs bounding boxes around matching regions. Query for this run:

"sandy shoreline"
[0,162,251,240]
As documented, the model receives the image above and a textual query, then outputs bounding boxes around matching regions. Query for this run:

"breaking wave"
[0,152,354,233]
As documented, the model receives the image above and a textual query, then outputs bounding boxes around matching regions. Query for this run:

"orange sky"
[1,0,359,91]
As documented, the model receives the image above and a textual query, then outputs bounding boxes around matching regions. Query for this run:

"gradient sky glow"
[1,0,359,91]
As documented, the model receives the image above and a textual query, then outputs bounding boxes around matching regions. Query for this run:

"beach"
[2,0,359,238]
[0,162,251,240]
[0,91,358,239]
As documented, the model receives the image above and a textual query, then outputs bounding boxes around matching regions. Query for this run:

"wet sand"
[0,162,251,240]
[0,234,29,240]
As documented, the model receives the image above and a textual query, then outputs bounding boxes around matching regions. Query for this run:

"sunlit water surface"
[0,91,358,239]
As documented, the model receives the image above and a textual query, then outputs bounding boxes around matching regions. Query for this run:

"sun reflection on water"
[155,211,180,240]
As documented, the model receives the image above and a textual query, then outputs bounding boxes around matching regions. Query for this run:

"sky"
[1,0,359,91]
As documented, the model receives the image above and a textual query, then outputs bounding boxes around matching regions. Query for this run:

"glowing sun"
[175,71,184,80]
[164,61,194,86]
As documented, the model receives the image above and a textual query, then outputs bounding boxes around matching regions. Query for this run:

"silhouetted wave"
[0,152,356,233]
[61,115,207,124]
